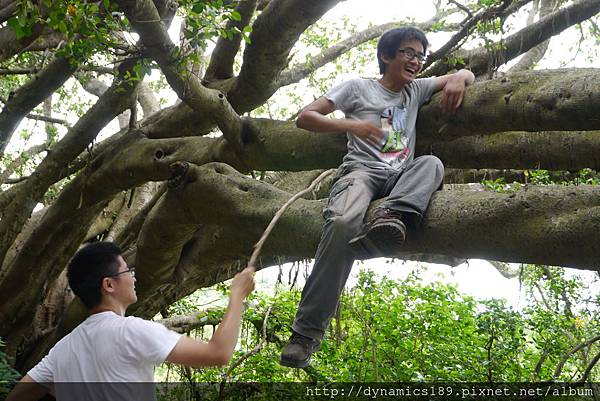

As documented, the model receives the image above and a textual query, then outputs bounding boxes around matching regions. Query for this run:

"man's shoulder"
[122,315,169,333]
[407,77,437,91]
[334,77,376,90]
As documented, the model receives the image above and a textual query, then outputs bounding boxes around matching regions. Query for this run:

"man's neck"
[89,303,127,316]
[378,75,406,93]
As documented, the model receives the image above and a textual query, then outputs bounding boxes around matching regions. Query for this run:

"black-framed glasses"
[397,48,426,64]
[108,267,135,278]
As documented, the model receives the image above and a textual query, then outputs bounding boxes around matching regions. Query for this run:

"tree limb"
[421,130,600,171]
[553,335,600,380]
[423,0,533,70]
[116,0,246,152]
[228,0,342,112]
[0,24,45,63]
[424,0,600,77]
[204,0,257,82]
[417,69,600,143]
[0,57,77,157]
[508,0,558,73]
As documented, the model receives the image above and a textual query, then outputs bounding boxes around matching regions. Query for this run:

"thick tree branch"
[421,130,600,171]
[0,24,45,63]
[204,0,257,82]
[0,1,16,24]
[137,82,160,116]
[0,57,77,157]
[228,0,341,112]
[21,31,66,53]
[127,68,600,148]
[417,69,600,143]
[508,0,557,73]
[116,0,246,152]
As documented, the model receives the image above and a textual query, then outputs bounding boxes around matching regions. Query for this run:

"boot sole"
[279,355,311,368]
[349,221,406,258]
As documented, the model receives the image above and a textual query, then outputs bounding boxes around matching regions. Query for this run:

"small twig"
[223,305,273,377]
[577,348,600,385]
[247,169,335,269]
[448,0,473,18]
[553,335,600,380]
[3,175,30,184]
[26,113,71,126]
[218,305,273,397]
[0,68,39,75]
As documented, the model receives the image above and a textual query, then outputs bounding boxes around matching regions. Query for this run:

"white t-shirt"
[28,311,182,401]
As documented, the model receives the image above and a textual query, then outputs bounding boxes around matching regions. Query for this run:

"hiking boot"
[280,331,320,368]
[348,208,406,258]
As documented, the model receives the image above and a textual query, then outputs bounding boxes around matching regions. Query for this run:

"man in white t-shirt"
[6,241,255,401]
[280,27,475,368]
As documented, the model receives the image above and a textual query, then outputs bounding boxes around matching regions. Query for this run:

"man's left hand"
[441,75,467,115]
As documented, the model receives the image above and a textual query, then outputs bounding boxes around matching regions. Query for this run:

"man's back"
[27,311,181,401]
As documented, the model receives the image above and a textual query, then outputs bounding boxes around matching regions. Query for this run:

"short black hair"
[377,27,429,74]
[67,242,122,309]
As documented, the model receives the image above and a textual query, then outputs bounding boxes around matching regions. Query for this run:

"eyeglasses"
[397,48,426,64]
[108,267,135,278]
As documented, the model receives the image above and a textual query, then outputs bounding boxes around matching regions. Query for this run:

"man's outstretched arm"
[5,374,49,401]
[165,266,255,368]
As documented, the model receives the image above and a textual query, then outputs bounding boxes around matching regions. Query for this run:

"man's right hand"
[230,266,255,300]
[347,120,384,148]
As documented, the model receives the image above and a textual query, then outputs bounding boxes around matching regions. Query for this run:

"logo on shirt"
[380,106,410,166]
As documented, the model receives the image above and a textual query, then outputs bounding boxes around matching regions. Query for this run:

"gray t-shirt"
[325,77,436,170]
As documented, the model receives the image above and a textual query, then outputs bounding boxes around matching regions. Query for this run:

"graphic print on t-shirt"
[380,106,409,167]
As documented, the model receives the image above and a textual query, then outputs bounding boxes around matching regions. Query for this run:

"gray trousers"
[292,155,444,341]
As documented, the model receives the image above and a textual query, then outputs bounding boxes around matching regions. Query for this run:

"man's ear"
[380,53,392,65]
[101,277,115,294]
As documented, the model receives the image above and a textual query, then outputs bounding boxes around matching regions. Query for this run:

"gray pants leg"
[292,167,385,341]
[379,155,444,225]
[292,156,444,341]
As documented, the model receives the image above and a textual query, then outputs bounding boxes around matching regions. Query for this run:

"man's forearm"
[207,294,245,361]
[296,110,354,133]
[5,375,49,401]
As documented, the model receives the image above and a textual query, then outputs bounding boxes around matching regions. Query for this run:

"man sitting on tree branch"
[280,27,475,368]
[7,242,255,401]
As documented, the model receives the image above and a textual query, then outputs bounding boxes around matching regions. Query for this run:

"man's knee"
[328,213,361,237]
[416,155,444,173]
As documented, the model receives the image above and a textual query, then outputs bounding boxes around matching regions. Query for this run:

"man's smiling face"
[382,39,425,86]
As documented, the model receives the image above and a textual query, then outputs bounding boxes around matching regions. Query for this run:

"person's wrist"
[230,290,246,303]
[343,119,356,132]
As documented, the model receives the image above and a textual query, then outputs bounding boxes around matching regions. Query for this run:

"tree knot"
[168,161,190,188]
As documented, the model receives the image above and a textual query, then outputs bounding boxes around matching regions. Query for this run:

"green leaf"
[191,2,205,13]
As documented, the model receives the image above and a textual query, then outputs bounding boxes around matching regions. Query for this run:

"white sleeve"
[27,351,55,386]
[122,317,182,365]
